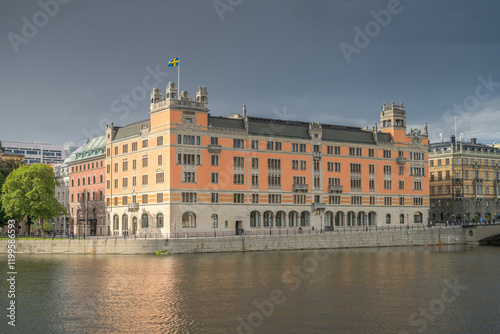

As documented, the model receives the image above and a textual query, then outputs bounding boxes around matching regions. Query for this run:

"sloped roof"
[67,136,105,163]
[113,119,150,141]
[208,115,392,144]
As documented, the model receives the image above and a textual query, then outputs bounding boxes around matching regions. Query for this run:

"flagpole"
[178,56,180,96]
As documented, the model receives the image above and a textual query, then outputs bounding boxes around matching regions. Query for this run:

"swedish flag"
[168,57,179,67]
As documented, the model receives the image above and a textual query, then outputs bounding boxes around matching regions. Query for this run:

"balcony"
[328,185,343,193]
[207,144,222,154]
[313,151,322,158]
[127,203,139,212]
[312,203,326,210]
[396,157,407,165]
[293,184,308,192]
[473,178,484,183]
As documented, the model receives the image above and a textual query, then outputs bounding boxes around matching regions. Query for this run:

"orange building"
[67,137,107,236]
[105,83,429,237]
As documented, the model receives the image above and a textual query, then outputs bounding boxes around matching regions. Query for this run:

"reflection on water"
[1,245,500,333]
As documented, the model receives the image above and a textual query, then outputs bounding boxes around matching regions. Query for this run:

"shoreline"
[0,226,466,255]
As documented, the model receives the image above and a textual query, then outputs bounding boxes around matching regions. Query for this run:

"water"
[1,246,500,333]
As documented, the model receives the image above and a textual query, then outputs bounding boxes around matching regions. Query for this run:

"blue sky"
[1,0,500,146]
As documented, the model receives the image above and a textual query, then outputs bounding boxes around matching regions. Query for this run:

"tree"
[1,164,66,234]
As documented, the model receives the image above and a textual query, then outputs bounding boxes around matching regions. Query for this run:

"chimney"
[471,138,477,144]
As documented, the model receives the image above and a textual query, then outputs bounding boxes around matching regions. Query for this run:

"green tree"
[1,164,66,234]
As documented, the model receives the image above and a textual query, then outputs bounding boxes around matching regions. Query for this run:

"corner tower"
[380,101,407,141]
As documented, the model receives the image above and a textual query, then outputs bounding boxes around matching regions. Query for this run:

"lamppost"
[212,216,216,238]
[269,216,272,235]
[407,213,409,228]
[320,215,323,234]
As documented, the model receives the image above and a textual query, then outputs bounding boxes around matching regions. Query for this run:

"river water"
[1,245,499,334]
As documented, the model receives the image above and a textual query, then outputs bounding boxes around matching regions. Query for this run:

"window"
[114,146,118,155]
[399,180,404,190]
[133,160,137,170]
[369,196,376,205]
[252,194,259,203]
[142,175,148,185]
[268,174,281,187]
[399,197,405,206]
[132,142,138,151]
[334,146,340,155]
[233,139,244,148]
[351,196,362,205]
[211,193,219,203]
[268,194,281,204]
[300,161,307,170]
[157,136,163,146]
[414,181,422,190]
[177,135,182,144]
[314,159,320,171]
[182,212,196,228]
[210,137,219,145]
[335,163,341,172]
[251,140,258,149]
[384,180,392,189]
[327,146,333,154]
[294,195,306,204]
[142,194,148,204]
[268,159,281,170]
[140,213,148,228]
[123,160,128,171]
[156,172,164,184]
[122,177,128,188]
[251,174,259,186]
[383,165,391,174]
[251,158,259,169]
[233,156,244,168]
[158,155,162,166]
[123,144,128,153]
[142,139,148,148]
[132,176,136,186]
[368,149,374,157]
[384,197,392,205]
[386,214,391,224]
[157,193,163,203]
[369,164,375,174]
[157,213,164,227]
[142,155,148,167]
[327,162,333,172]
[329,196,340,204]
[300,144,307,152]
[183,172,196,183]
[181,192,197,203]
[113,215,119,230]
[114,179,118,188]
[122,196,128,205]
[399,166,404,175]
[413,198,423,206]
[292,143,298,152]
[233,193,245,203]
[211,172,219,183]
[211,155,219,166]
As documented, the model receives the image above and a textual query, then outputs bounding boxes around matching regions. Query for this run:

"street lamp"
[320,215,323,234]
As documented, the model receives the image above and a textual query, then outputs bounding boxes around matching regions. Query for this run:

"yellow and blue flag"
[168,57,179,67]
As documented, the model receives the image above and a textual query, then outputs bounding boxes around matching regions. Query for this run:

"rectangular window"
[142,155,148,167]
[157,193,163,203]
[182,172,196,183]
[383,150,391,158]
[399,166,404,175]
[114,146,118,155]
[327,162,333,172]
[251,140,258,149]
[211,172,219,183]
[252,194,259,203]
[294,195,306,204]
[384,197,392,206]
[211,137,219,145]
[335,163,341,172]
[327,146,333,154]
[157,136,163,146]
[233,156,245,168]
[122,177,128,188]
[132,142,138,151]
[122,196,128,205]
[233,139,244,148]
[142,175,148,185]
[384,180,392,189]
[211,193,219,203]
[369,164,375,174]
[114,163,118,173]
[300,144,307,152]
[399,180,404,190]
[329,195,340,205]
[156,172,164,184]
[292,143,298,152]
[132,160,137,170]
[351,196,362,205]
[251,158,259,169]
[368,149,374,157]
[122,160,128,172]
[181,192,197,203]
[158,155,162,166]
[300,160,307,170]
[268,194,282,204]
[142,139,148,148]
[399,197,405,206]
[233,193,244,203]
[268,159,281,170]
[114,179,118,188]
[252,174,259,187]
[370,196,376,205]
[211,155,219,166]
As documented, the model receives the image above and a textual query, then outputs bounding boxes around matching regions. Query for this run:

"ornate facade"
[429,137,500,224]
[104,83,429,237]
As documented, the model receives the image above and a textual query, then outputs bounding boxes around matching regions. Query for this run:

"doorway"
[235,220,244,235]
[132,217,137,235]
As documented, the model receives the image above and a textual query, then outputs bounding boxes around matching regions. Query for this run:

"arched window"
[157,213,164,228]
[276,211,285,227]
[400,214,405,224]
[99,190,103,201]
[414,212,423,223]
[182,212,196,228]
[386,214,391,224]
[113,215,119,230]
[250,211,260,227]
[122,215,128,230]
[211,214,218,228]
[142,213,148,228]
[300,211,309,226]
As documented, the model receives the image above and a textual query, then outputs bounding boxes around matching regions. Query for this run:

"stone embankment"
[0,226,465,254]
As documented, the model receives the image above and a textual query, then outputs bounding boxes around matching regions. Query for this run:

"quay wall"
[0,227,465,254]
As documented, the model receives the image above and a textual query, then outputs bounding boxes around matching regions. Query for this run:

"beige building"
[429,136,500,224]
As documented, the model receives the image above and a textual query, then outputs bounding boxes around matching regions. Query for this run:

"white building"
[1,141,78,165]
